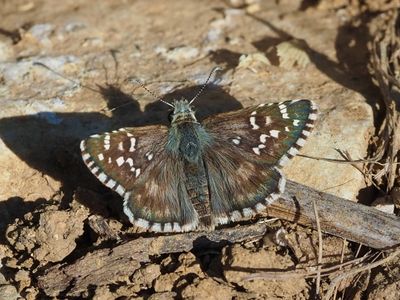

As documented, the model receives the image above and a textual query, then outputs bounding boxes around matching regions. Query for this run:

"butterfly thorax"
[166,99,212,163]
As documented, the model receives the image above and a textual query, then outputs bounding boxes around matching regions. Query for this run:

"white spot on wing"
[129,137,136,152]
[135,168,141,177]
[230,210,242,221]
[265,116,272,125]
[249,116,260,130]
[260,134,269,143]
[123,204,134,223]
[116,156,125,166]
[151,223,162,232]
[126,158,133,166]
[98,153,104,161]
[145,152,153,161]
[136,218,150,229]
[252,147,260,155]
[163,223,172,232]
[172,222,182,232]
[288,147,299,156]
[296,138,306,147]
[217,216,229,224]
[106,179,116,189]
[232,138,240,145]
[309,113,317,120]
[278,104,286,110]
[118,142,124,151]
[278,154,290,166]
[293,119,300,126]
[80,141,85,151]
[242,208,253,217]
[82,153,90,161]
[270,130,280,138]
[98,172,107,182]
[115,185,125,195]
[255,203,266,212]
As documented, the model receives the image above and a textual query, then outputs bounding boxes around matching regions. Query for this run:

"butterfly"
[80,71,317,232]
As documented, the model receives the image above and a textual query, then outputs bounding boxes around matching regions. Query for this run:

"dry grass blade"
[367,10,400,192]
[324,248,400,300]
[313,199,323,298]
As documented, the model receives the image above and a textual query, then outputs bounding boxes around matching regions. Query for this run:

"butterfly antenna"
[189,66,223,104]
[133,78,174,108]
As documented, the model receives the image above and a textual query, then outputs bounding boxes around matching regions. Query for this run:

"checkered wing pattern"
[81,125,199,232]
[202,99,317,223]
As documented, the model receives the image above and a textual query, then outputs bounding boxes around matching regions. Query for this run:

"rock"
[92,285,115,300]
[0,285,20,300]
[371,196,395,215]
[129,264,161,293]
[0,39,14,62]
[15,269,31,291]
[181,278,235,300]
[154,253,204,293]
[222,244,307,297]
[6,202,89,264]
[25,24,54,47]
[155,46,200,63]
[147,291,177,300]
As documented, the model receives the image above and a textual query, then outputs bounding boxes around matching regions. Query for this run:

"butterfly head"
[169,98,198,125]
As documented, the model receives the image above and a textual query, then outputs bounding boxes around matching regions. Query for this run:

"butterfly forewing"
[81,125,199,231]
[203,99,317,167]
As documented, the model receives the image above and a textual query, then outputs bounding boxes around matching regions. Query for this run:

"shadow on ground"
[0,84,242,235]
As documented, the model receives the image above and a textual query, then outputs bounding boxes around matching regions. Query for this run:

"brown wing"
[81,125,198,232]
[202,100,317,223]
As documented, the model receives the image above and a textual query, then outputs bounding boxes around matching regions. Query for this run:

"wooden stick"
[37,180,400,296]
[267,180,400,249]
[37,222,268,297]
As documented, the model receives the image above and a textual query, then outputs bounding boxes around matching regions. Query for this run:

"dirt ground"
[1,0,400,299]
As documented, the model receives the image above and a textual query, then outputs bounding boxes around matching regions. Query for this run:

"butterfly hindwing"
[81,125,198,232]
[203,140,285,224]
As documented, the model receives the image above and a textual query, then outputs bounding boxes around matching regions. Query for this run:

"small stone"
[27,24,54,46]
[15,269,31,291]
[147,291,177,300]
[0,39,14,62]
[0,284,20,300]
[156,46,199,63]
[371,196,395,215]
